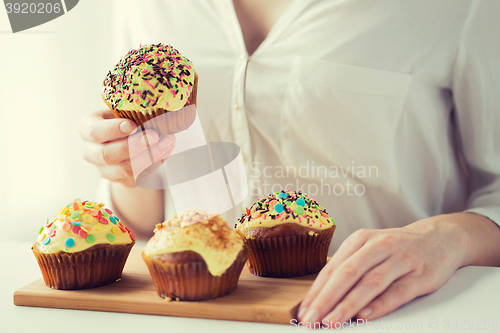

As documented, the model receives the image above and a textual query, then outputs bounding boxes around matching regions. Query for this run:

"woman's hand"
[79,109,175,187]
[297,214,473,327]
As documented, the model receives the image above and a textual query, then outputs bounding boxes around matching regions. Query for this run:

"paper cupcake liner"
[142,249,249,301]
[105,73,198,136]
[32,242,134,290]
[245,227,335,278]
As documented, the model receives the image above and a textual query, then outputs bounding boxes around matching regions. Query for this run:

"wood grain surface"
[14,246,319,324]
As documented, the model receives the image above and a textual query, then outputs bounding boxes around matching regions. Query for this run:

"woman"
[80,0,500,325]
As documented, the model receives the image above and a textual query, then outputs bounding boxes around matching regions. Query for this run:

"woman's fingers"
[96,160,136,184]
[298,229,370,319]
[129,135,176,177]
[96,141,174,187]
[356,275,423,321]
[137,145,177,180]
[323,257,413,324]
[132,132,175,160]
[98,135,175,184]
[80,110,137,143]
[83,129,160,166]
[300,237,390,324]
[99,109,118,120]
[298,223,463,327]
[80,109,179,185]
[156,137,177,160]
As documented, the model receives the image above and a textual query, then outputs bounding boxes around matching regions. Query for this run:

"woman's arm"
[298,212,500,326]
[435,213,500,267]
[110,183,164,238]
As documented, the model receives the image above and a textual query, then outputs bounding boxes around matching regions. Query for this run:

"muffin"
[235,190,336,277]
[32,199,135,290]
[102,43,198,136]
[142,209,249,301]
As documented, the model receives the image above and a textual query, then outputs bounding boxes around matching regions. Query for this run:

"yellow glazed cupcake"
[236,190,336,277]
[142,209,249,301]
[32,199,135,290]
[102,43,198,135]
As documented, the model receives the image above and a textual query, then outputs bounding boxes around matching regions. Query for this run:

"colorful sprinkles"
[102,43,195,111]
[65,238,75,247]
[38,199,135,249]
[236,190,335,228]
[274,203,284,213]
[86,234,96,244]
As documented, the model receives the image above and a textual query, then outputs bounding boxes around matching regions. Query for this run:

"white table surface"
[1,241,499,333]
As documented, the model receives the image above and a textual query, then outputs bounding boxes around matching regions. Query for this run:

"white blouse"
[98,0,500,253]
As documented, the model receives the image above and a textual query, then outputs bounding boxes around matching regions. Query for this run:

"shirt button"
[234,103,240,110]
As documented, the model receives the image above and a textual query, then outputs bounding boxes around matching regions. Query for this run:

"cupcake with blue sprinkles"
[32,199,135,290]
[236,190,336,277]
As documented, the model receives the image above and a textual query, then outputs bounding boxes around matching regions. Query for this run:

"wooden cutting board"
[14,246,319,324]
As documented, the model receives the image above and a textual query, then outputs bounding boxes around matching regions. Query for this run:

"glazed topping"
[144,210,244,277]
[36,199,135,254]
[102,43,195,114]
[235,190,335,233]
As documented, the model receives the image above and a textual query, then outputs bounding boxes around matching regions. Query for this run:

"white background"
[0,2,120,242]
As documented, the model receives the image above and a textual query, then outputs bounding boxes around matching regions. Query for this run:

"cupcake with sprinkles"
[142,209,249,301]
[236,190,336,278]
[102,43,198,136]
[32,199,135,290]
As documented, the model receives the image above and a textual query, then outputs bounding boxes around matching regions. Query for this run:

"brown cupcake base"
[245,225,335,278]
[142,246,250,301]
[104,73,198,136]
[32,242,135,290]
[112,105,196,136]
